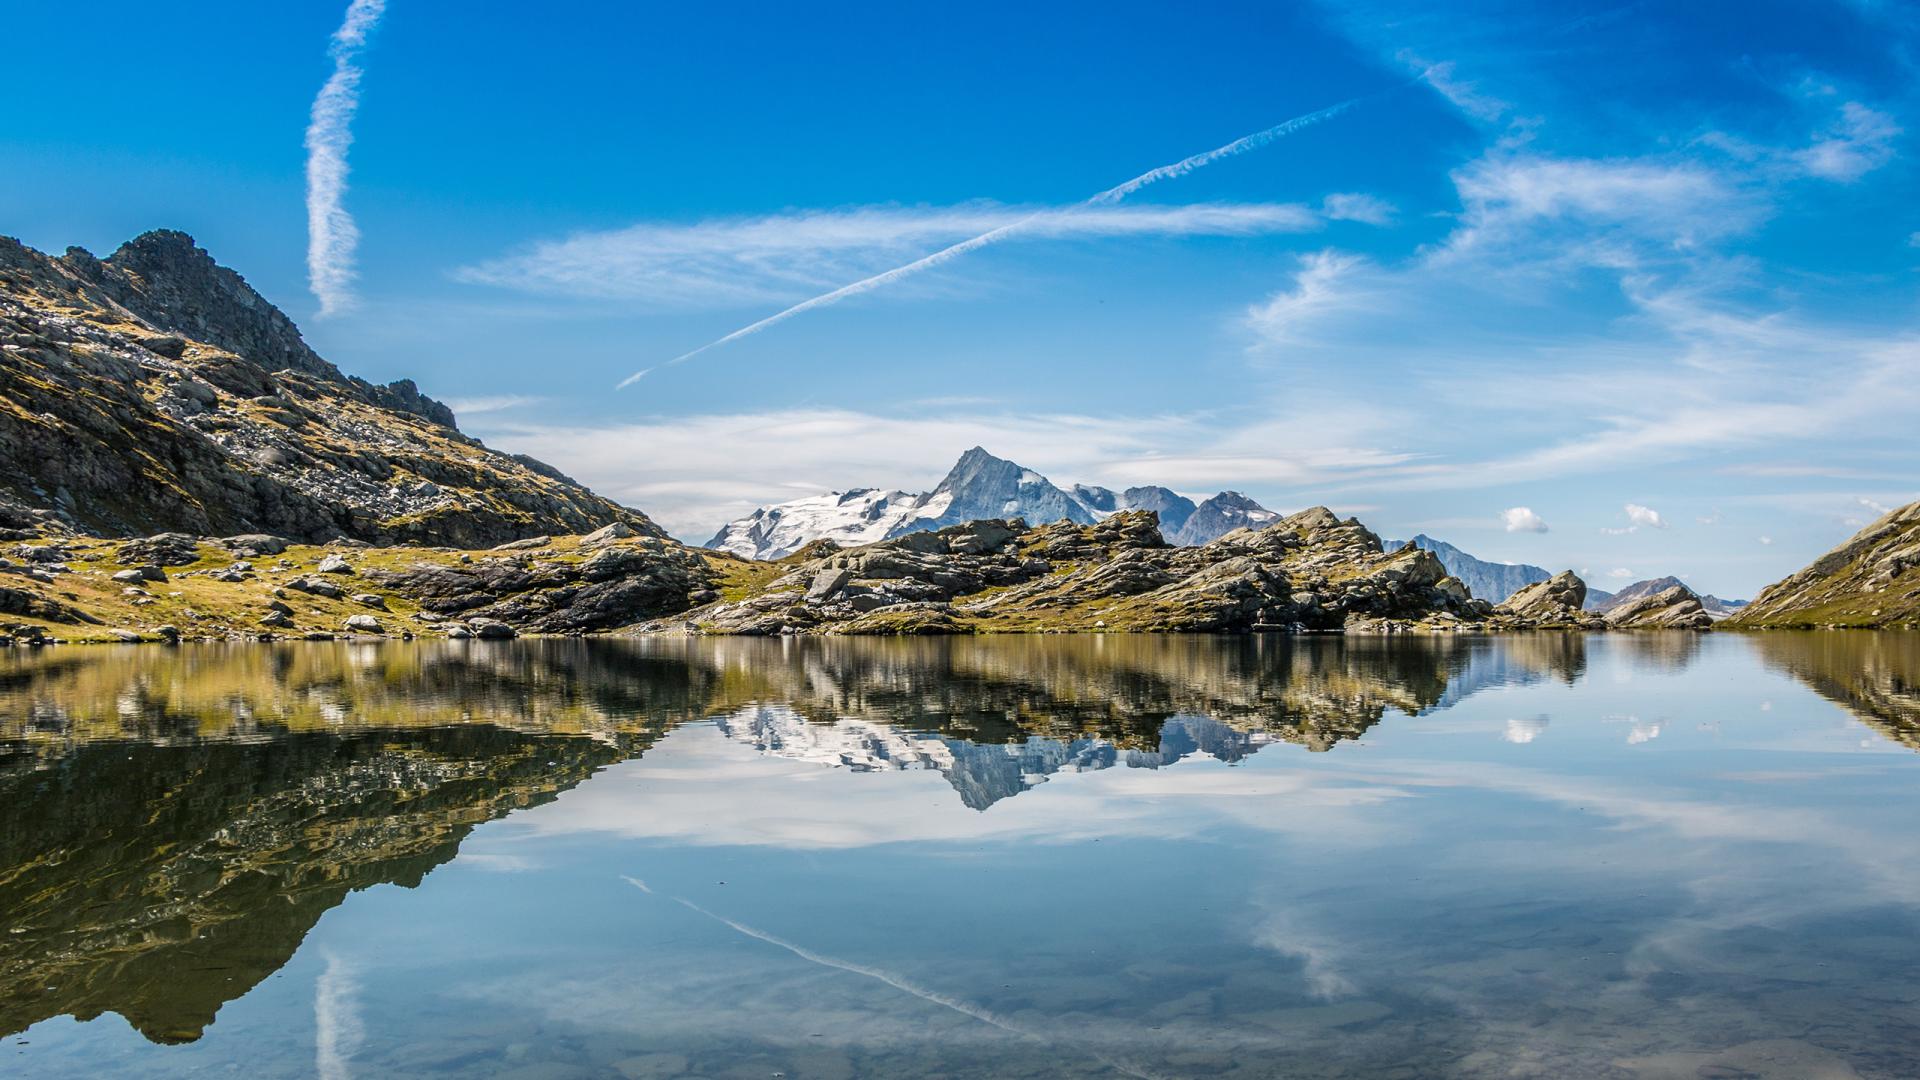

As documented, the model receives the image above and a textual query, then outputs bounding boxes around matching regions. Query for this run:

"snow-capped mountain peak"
[705,448,1277,560]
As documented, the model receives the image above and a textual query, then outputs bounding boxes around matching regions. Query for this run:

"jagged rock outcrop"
[1729,500,1920,628]
[680,507,1497,635]
[370,536,717,633]
[1601,583,1713,629]
[1497,571,1604,627]
[0,230,660,546]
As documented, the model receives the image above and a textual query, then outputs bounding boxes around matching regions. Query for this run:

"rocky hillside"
[0,230,660,547]
[1729,499,1920,628]
[706,447,1276,558]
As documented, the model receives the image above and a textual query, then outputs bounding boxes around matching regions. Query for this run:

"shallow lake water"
[4,632,1920,1078]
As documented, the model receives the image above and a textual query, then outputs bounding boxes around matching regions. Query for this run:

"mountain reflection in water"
[4,633,1920,1077]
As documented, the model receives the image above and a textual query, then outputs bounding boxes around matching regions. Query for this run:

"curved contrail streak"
[623,879,1169,1079]
[305,0,386,317]
[617,89,1390,388]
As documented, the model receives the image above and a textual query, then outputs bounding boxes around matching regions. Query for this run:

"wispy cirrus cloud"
[457,202,1321,307]
[1320,192,1397,224]
[463,402,1419,541]
[444,394,542,417]
[1792,101,1901,181]
[608,88,1398,387]
[1244,250,1368,346]
[305,0,386,318]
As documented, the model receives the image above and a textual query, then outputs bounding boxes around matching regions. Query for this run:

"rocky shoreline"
[1,508,1737,645]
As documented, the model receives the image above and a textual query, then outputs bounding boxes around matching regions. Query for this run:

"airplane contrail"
[305,0,386,317]
[616,89,1390,389]
[623,879,1169,1079]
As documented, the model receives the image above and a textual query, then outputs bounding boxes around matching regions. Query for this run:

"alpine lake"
[4,631,1920,1079]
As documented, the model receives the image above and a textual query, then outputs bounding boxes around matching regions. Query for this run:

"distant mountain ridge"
[1384,535,1748,615]
[1385,535,1551,602]
[706,447,1276,559]
[1592,576,1748,620]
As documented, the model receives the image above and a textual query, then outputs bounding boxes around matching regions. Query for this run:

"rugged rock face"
[370,536,716,633]
[1497,571,1603,627]
[1728,503,1920,628]
[680,507,1497,635]
[1386,534,1550,603]
[1601,583,1713,629]
[0,231,660,546]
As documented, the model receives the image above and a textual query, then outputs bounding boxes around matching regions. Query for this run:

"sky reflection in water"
[3,632,1920,1078]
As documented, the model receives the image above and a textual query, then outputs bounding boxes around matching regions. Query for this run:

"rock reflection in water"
[1749,631,1920,747]
[19,631,1908,1075]
[0,634,1592,1045]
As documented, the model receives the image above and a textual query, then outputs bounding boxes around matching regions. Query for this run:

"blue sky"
[4,0,1917,596]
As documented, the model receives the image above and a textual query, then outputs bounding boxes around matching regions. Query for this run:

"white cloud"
[1607,567,1634,579]
[1321,192,1396,225]
[1402,53,1509,123]
[1441,155,1750,265]
[304,0,385,317]
[1793,102,1901,182]
[1245,250,1368,346]
[459,202,1321,307]
[1504,716,1550,744]
[1624,503,1665,529]
[1603,504,1672,534]
[314,952,363,1080]
[1501,506,1549,533]
[1759,535,1774,545]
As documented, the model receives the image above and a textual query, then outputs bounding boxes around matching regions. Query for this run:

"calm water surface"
[4,632,1920,1078]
